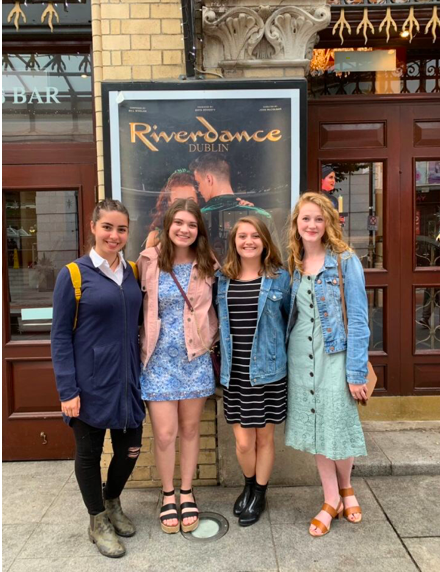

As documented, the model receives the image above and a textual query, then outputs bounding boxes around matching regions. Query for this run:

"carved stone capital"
[201,2,331,78]
[203,7,265,61]
[265,7,330,61]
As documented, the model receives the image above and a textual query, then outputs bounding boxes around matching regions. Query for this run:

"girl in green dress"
[285,192,370,537]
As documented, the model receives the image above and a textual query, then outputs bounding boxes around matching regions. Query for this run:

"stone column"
[201,0,331,79]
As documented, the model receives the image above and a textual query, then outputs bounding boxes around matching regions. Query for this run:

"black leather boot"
[233,474,256,517]
[238,481,268,527]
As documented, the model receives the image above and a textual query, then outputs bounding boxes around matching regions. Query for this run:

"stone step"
[353,421,440,478]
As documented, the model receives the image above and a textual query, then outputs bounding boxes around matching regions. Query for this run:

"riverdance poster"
[103,81,306,261]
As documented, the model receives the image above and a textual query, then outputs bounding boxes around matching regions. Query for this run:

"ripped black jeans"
[71,418,143,515]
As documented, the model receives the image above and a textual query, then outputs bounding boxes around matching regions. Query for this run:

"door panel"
[309,101,402,395]
[2,163,96,460]
[400,102,440,394]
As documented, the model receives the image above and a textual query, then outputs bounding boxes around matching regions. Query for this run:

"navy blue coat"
[51,255,145,430]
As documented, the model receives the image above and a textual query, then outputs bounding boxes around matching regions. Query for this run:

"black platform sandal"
[180,488,199,533]
[160,490,179,534]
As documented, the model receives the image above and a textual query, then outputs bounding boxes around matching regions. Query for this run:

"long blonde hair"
[287,192,352,275]
[222,216,283,279]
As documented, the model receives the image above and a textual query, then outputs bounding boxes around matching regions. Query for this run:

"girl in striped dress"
[216,217,290,526]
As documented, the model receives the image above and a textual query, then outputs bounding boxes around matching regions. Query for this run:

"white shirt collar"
[89,248,126,269]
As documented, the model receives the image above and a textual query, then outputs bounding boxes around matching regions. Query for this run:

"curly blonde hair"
[222,216,283,279]
[287,192,352,275]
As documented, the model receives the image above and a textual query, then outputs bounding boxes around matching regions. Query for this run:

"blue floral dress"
[140,263,215,401]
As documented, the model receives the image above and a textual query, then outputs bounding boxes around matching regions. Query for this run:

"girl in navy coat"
[51,199,145,559]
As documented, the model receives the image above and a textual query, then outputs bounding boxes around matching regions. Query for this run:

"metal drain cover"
[181,512,229,543]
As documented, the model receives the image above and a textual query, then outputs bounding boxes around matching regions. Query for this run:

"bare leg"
[309,454,342,536]
[233,425,257,477]
[335,456,361,522]
[255,424,276,485]
[148,401,179,528]
[178,397,207,527]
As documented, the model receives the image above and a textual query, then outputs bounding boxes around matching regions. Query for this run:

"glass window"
[367,288,384,352]
[415,287,440,352]
[5,190,79,340]
[320,162,384,269]
[2,53,92,142]
[415,161,440,268]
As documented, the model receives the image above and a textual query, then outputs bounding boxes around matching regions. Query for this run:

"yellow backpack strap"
[66,262,82,331]
[128,260,139,281]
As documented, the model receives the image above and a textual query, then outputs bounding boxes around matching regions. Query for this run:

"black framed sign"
[102,80,307,261]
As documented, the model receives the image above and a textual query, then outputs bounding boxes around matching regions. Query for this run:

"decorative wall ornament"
[265,7,331,60]
[402,7,420,42]
[357,7,375,43]
[327,1,438,46]
[426,6,440,42]
[7,1,26,31]
[203,8,265,61]
[41,1,60,33]
[202,3,331,74]
[332,8,351,44]
[379,7,397,42]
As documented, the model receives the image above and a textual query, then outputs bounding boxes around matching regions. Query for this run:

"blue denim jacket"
[287,250,370,385]
[216,269,290,388]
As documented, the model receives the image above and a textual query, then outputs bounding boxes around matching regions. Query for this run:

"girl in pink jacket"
[137,199,218,535]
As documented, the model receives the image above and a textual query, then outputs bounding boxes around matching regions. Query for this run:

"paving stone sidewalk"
[3,459,440,572]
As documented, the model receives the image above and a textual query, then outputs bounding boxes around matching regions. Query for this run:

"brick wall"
[91,0,186,198]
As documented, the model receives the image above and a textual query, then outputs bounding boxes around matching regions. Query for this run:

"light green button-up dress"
[285,276,367,460]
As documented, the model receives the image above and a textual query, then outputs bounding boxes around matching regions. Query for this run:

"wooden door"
[308,96,440,396]
[400,102,440,394]
[2,162,96,460]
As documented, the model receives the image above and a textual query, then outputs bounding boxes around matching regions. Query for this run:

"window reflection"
[5,190,79,340]
[415,161,440,268]
[309,49,440,98]
[415,287,440,351]
[2,53,93,143]
[367,288,384,352]
[320,162,384,269]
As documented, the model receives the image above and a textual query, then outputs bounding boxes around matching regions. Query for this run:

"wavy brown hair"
[287,192,352,275]
[222,216,283,279]
[159,199,216,279]
[149,171,197,233]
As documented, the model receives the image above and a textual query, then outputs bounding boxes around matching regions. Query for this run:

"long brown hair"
[158,199,215,279]
[287,192,352,275]
[222,216,283,279]
[149,171,197,232]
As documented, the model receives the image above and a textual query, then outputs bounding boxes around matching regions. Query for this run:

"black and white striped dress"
[223,277,287,428]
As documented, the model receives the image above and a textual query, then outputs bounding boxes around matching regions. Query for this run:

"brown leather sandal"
[339,487,362,523]
[309,501,343,537]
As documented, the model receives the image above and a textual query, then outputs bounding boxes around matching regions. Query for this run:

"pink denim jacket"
[137,246,219,368]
